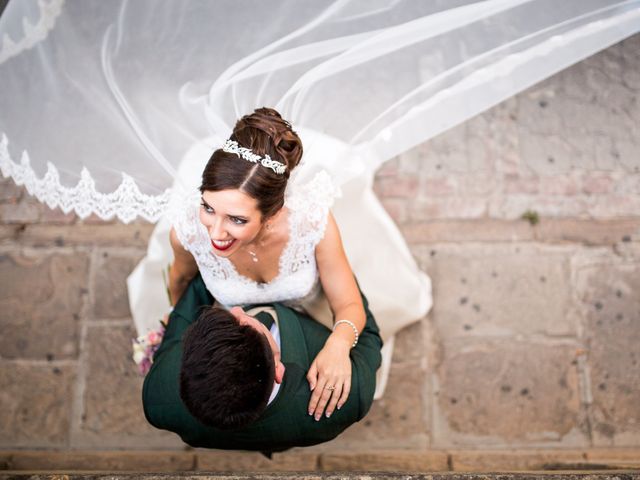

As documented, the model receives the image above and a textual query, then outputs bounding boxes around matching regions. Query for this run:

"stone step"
[1,473,640,480]
[0,450,639,473]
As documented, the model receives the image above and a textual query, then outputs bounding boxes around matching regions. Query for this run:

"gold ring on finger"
[325,385,336,391]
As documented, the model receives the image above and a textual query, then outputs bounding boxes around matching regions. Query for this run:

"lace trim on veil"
[0,0,65,65]
[0,134,171,223]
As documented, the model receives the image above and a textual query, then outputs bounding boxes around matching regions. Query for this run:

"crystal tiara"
[222,139,287,175]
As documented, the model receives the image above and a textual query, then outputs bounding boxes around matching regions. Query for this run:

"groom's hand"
[306,335,352,421]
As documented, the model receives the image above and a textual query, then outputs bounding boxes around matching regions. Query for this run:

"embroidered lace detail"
[282,170,341,276]
[0,0,65,65]
[172,170,341,308]
[0,134,171,223]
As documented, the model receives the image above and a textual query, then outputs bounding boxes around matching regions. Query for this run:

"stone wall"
[0,35,638,453]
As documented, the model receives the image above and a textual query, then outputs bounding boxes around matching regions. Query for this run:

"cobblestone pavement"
[0,35,638,468]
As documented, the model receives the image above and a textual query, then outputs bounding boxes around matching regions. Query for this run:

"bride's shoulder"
[285,170,340,217]
[285,170,341,239]
[166,188,204,251]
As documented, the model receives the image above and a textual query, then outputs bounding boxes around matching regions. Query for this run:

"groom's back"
[142,274,382,451]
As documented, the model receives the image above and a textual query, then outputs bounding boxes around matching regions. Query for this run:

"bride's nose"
[209,217,226,239]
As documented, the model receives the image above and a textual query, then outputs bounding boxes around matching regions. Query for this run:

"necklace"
[245,222,271,263]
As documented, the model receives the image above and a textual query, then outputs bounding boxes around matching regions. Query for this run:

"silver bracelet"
[333,319,359,348]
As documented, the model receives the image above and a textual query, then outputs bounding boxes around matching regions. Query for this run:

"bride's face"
[199,188,263,257]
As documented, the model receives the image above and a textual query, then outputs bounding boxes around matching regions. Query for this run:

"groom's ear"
[274,361,286,384]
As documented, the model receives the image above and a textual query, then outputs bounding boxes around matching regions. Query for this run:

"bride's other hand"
[306,334,352,421]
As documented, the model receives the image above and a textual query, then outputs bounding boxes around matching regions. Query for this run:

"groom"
[142,273,382,452]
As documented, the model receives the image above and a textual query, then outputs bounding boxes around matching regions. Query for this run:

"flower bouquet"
[132,264,172,375]
[132,323,166,375]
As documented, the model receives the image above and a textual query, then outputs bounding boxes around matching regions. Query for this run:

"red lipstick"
[211,239,236,251]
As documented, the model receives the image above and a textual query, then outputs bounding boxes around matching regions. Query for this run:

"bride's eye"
[230,216,247,225]
[200,202,214,214]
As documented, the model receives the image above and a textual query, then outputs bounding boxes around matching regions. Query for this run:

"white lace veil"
[1,0,638,220]
[1,0,638,396]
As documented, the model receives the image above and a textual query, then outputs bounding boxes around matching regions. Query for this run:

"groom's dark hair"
[179,306,275,430]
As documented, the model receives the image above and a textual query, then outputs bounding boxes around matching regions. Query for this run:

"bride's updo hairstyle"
[200,107,303,220]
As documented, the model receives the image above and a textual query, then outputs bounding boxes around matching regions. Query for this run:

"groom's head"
[179,306,285,430]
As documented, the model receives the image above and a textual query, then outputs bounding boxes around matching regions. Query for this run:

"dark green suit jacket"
[142,273,382,451]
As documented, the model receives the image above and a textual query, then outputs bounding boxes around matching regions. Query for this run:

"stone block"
[392,321,425,364]
[450,449,586,472]
[457,174,498,196]
[319,362,429,450]
[588,195,640,218]
[402,220,534,245]
[0,225,19,244]
[517,87,564,136]
[0,177,24,202]
[0,450,194,471]
[574,254,640,445]
[0,363,75,447]
[320,450,449,472]
[538,174,581,196]
[419,244,577,338]
[373,176,419,199]
[518,133,589,177]
[77,323,180,447]
[503,174,540,195]
[408,197,487,221]
[432,340,587,446]
[581,172,616,196]
[0,196,42,224]
[534,219,640,246]
[419,128,468,175]
[421,177,459,197]
[489,193,592,220]
[196,450,318,472]
[586,448,640,465]
[91,250,143,319]
[0,251,88,360]
[16,224,155,248]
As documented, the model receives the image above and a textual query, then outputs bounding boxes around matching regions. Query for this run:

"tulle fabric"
[1,0,638,219]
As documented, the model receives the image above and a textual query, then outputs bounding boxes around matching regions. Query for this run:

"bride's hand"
[306,334,352,421]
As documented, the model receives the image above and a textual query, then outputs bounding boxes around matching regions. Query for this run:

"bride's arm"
[168,227,199,306]
[307,211,365,420]
[316,212,365,340]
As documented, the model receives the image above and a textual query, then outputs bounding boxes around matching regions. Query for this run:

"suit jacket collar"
[242,302,310,421]
[242,302,309,367]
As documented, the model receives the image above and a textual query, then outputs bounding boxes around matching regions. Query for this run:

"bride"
[169,107,367,420]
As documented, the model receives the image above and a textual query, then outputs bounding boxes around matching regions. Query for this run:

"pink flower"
[148,330,161,344]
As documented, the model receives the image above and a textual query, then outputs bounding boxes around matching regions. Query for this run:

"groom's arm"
[349,288,383,420]
[152,273,213,362]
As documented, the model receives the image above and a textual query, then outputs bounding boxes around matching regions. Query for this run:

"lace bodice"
[172,171,340,309]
